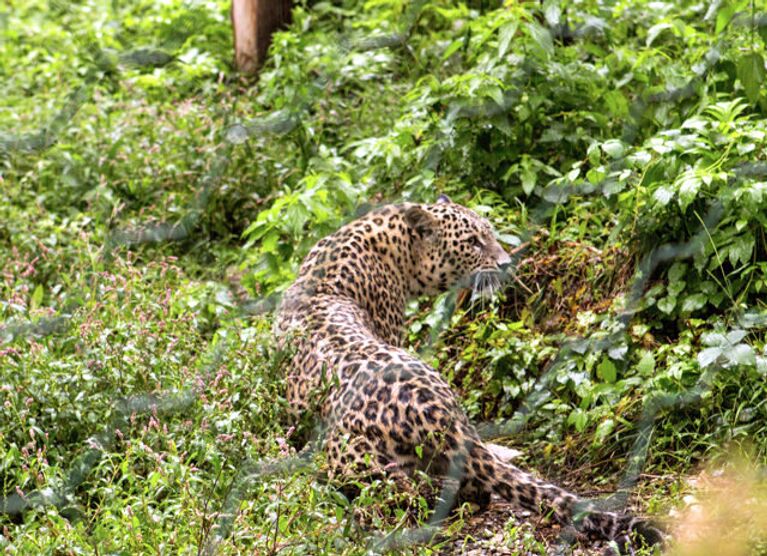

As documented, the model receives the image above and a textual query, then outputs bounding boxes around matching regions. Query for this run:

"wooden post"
[232,0,292,74]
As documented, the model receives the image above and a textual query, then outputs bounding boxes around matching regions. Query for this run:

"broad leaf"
[676,171,702,211]
[654,186,674,206]
[594,418,615,444]
[597,358,617,383]
[568,409,588,432]
[737,52,765,103]
[657,295,677,314]
[526,22,554,58]
[728,233,754,266]
[726,329,748,344]
[637,351,656,376]
[498,21,518,59]
[697,347,723,368]
[728,343,755,366]
[681,293,707,313]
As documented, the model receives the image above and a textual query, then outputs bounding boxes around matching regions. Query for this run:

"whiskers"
[469,269,506,306]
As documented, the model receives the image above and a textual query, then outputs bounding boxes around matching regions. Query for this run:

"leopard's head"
[404,195,511,297]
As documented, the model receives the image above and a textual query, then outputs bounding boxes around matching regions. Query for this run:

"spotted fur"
[274,198,661,549]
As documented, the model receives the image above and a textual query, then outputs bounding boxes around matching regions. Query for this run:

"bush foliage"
[2,0,767,553]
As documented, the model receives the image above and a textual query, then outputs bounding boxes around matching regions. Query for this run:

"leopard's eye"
[470,236,484,249]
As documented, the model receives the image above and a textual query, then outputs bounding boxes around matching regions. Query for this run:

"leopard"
[274,195,662,550]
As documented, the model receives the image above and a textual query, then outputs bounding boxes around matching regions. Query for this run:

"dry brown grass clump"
[500,234,635,332]
[670,458,767,556]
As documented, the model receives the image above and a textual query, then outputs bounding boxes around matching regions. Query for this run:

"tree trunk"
[232,0,292,74]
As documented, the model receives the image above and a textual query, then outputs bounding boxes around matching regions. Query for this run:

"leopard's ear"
[437,194,452,204]
[404,206,439,242]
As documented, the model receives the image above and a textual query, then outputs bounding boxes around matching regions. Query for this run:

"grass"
[3,0,767,553]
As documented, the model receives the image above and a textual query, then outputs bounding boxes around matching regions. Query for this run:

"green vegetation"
[2,0,767,553]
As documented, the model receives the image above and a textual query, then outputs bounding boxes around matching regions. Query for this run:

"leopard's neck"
[287,205,420,346]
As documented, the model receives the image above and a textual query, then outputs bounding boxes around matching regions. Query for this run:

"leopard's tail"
[471,441,663,549]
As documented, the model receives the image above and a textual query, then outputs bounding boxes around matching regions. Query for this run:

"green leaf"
[601,139,625,159]
[148,471,162,489]
[597,358,617,383]
[698,346,723,368]
[727,344,756,366]
[587,167,606,184]
[726,330,747,344]
[676,171,702,210]
[487,86,505,108]
[31,284,44,309]
[587,143,601,166]
[715,4,736,34]
[668,279,686,297]
[491,114,514,136]
[594,418,615,444]
[604,90,629,117]
[657,295,677,314]
[568,408,588,432]
[442,38,463,61]
[521,168,536,195]
[668,262,688,283]
[637,351,656,376]
[728,233,754,266]
[608,344,628,361]
[646,22,673,46]
[497,21,518,59]
[543,0,561,26]
[654,186,674,206]
[542,183,571,204]
[526,22,554,58]
[702,332,727,347]
[737,52,765,104]
[261,230,280,253]
[681,293,707,313]
[496,232,521,246]
[520,155,537,195]
[278,514,290,533]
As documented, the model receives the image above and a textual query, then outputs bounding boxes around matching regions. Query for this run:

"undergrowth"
[2,0,767,553]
